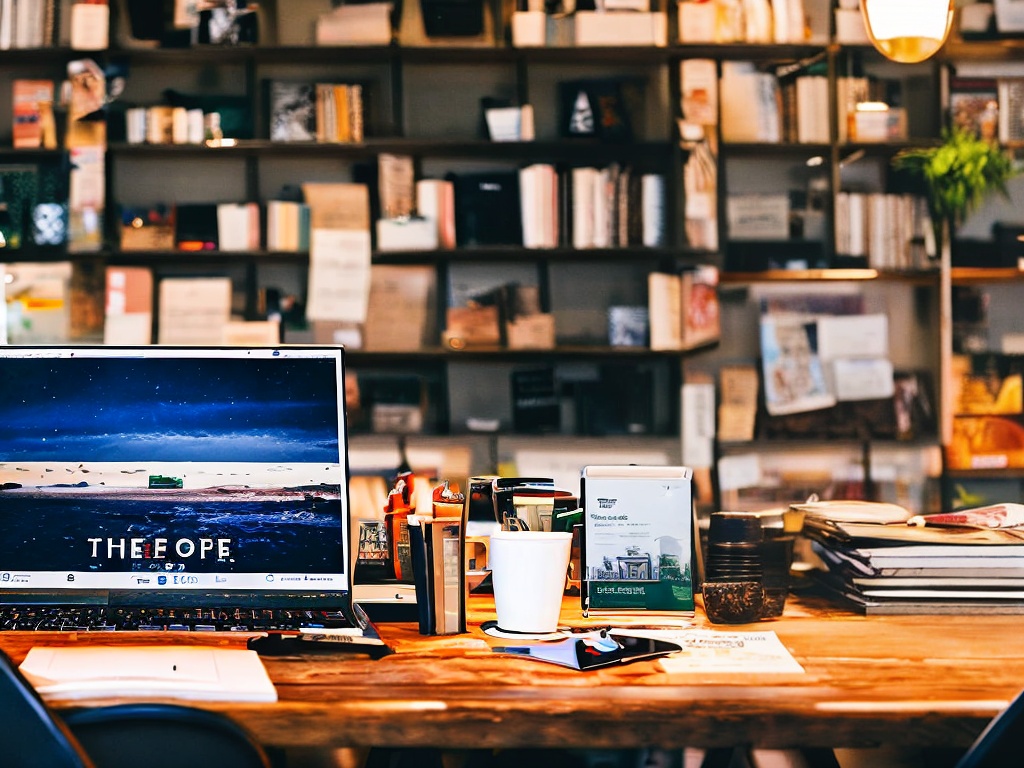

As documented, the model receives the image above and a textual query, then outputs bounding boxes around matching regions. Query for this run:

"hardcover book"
[12,79,54,149]
[269,81,317,142]
[449,170,522,247]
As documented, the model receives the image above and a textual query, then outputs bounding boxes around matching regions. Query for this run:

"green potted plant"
[891,126,1017,259]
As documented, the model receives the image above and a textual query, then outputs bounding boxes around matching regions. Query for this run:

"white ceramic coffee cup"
[488,530,572,633]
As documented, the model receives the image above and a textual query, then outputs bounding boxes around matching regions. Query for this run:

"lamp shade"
[861,0,954,63]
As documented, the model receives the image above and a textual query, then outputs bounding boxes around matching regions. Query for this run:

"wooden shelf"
[952,267,1024,284]
[106,139,676,162]
[347,341,719,364]
[721,268,939,283]
[104,246,710,265]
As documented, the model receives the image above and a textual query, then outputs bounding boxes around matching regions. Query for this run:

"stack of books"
[798,500,1024,614]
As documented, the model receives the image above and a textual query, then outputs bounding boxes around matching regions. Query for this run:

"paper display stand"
[580,465,696,615]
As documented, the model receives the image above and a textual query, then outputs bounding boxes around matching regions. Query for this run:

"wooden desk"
[0,593,1020,753]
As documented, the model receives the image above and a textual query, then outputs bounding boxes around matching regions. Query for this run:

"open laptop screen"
[0,346,350,596]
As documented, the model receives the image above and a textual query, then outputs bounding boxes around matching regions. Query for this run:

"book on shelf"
[680,59,718,126]
[511,366,560,434]
[641,173,666,248]
[315,2,394,45]
[680,265,720,348]
[949,77,999,141]
[794,75,829,144]
[449,170,521,247]
[103,265,153,346]
[835,76,869,144]
[720,62,781,143]
[69,0,109,50]
[294,82,364,144]
[362,264,435,352]
[519,163,559,249]
[266,200,310,252]
[216,202,261,252]
[998,78,1024,143]
[834,191,931,269]
[567,164,653,249]
[378,153,415,220]
[1,0,50,49]
[573,11,668,46]
[268,81,317,142]
[415,178,455,249]
[12,79,55,149]
[717,364,759,442]
[156,276,232,345]
[648,265,720,351]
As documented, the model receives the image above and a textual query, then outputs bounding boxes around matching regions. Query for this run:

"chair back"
[956,689,1024,768]
[64,703,271,768]
[0,649,94,768]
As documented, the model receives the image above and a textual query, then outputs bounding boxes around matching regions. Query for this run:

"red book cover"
[12,79,53,149]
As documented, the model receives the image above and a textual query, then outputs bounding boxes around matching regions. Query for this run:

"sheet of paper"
[306,228,372,322]
[816,313,889,360]
[657,630,805,674]
[20,646,278,702]
[832,357,895,401]
[157,277,232,344]
[681,381,715,468]
[716,453,761,492]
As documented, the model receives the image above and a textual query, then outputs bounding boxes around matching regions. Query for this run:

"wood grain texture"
[1,593,1019,752]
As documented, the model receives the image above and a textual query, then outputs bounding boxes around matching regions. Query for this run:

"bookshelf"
[2,0,1024,505]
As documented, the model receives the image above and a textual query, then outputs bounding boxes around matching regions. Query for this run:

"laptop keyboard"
[0,606,355,632]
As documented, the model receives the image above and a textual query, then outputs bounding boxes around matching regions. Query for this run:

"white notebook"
[19,646,278,703]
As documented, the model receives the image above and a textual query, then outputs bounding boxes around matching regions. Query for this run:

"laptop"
[0,345,386,651]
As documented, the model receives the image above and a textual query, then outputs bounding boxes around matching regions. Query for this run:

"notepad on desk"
[19,646,278,703]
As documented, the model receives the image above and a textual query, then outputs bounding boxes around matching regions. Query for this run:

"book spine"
[349,83,364,142]
[408,520,434,635]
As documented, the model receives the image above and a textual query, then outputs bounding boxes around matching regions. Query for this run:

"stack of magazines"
[797,499,1024,614]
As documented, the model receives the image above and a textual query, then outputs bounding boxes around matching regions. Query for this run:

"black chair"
[63,703,272,768]
[955,689,1024,768]
[0,649,94,768]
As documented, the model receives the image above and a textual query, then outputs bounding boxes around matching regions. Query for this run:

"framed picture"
[948,77,999,140]
[580,465,695,613]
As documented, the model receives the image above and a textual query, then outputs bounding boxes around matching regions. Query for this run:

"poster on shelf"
[760,315,836,416]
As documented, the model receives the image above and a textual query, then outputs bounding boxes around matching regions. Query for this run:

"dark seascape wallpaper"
[0,354,348,578]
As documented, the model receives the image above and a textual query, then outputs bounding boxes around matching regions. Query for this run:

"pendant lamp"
[861,0,954,63]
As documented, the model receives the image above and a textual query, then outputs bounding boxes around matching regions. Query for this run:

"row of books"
[120,202,262,253]
[456,164,666,251]
[269,82,365,143]
[720,63,830,144]
[0,0,58,50]
[801,500,1024,615]
[834,192,934,270]
[354,163,667,252]
[949,76,1024,143]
